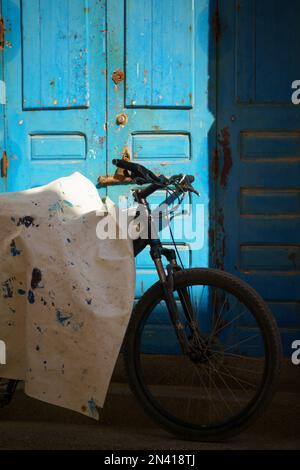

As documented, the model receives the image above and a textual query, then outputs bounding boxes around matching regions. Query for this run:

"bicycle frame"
[132,187,201,355]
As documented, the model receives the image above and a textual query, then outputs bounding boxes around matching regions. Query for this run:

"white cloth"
[0,173,135,419]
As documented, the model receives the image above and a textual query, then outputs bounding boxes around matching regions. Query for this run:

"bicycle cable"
[165,186,185,269]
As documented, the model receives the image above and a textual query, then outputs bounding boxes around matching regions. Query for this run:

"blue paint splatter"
[62,200,73,208]
[28,290,35,304]
[10,240,21,256]
[48,199,74,214]
[56,309,72,326]
[48,201,61,213]
[87,398,98,418]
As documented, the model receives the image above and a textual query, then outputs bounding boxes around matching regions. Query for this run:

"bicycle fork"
[150,242,202,355]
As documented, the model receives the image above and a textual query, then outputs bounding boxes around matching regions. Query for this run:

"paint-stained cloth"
[0,172,135,419]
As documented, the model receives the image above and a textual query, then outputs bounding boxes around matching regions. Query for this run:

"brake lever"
[180,183,200,197]
[171,174,199,196]
[188,186,200,197]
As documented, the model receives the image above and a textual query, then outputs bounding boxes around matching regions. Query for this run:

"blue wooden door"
[217,0,300,355]
[2,0,107,191]
[1,0,214,353]
[106,0,213,302]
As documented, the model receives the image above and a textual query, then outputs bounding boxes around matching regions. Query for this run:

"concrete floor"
[0,382,299,450]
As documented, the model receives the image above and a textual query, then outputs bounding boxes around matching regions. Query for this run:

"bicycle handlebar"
[112,158,198,196]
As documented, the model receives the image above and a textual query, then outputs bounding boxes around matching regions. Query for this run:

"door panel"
[237,0,300,104]
[22,0,89,110]
[218,0,300,355]
[3,0,106,191]
[125,0,194,108]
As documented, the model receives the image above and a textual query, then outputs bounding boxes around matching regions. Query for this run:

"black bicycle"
[1,159,282,442]
[115,158,282,441]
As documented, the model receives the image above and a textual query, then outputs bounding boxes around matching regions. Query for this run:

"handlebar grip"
[112,159,162,183]
[112,158,138,173]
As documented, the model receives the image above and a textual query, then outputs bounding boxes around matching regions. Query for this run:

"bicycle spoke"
[190,362,224,421]
[222,333,260,353]
[185,370,196,422]
[211,291,230,336]
[203,353,242,407]
[216,362,258,390]
[213,308,248,337]
[200,361,235,415]
[224,363,263,376]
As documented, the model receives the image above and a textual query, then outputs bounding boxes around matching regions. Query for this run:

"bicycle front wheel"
[124,268,282,441]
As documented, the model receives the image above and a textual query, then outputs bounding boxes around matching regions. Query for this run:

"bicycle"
[0,159,282,442]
